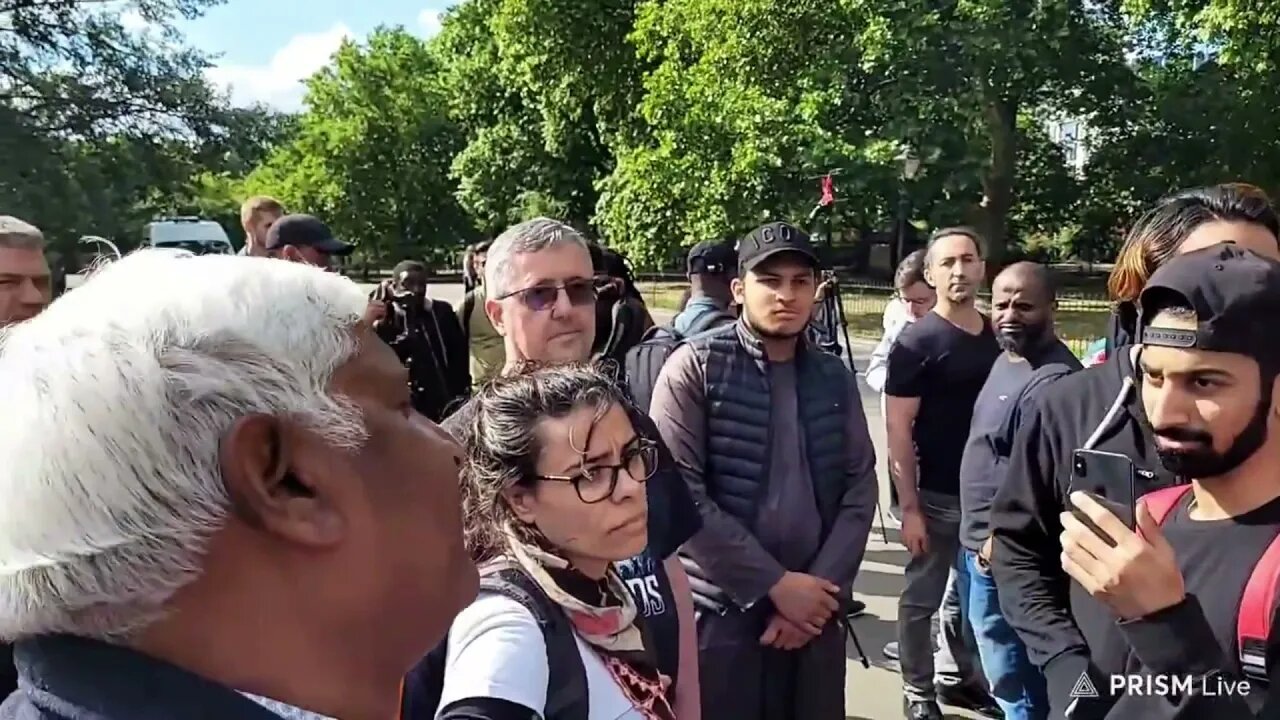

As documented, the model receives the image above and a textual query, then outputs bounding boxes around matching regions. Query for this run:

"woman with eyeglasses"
[430,363,675,720]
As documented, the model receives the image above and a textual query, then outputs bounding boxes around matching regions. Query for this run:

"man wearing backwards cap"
[650,221,877,719]
[1059,244,1280,719]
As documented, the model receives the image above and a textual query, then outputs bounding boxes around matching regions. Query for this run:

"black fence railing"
[637,279,1111,358]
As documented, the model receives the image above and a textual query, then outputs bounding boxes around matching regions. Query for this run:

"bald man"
[958,262,1081,720]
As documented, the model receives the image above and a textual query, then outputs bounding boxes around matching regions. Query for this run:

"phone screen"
[1069,449,1138,541]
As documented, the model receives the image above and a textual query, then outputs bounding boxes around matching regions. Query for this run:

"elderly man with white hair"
[0,251,477,720]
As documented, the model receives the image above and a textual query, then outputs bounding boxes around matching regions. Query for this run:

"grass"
[637,281,1110,357]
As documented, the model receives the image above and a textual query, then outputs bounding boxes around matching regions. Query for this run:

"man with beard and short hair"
[372,260,469,421]
[886,228,1001,720]
[958,262,1081,720]
[1057,244,1280,718]
[436,217,705,719]
[989,185,1280,719]
[650,222,878,720]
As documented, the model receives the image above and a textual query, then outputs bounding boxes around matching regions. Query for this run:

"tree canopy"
[7,0,1280,272]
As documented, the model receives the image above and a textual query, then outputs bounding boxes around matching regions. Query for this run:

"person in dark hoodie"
[989,183,1280,719]
[0,251,477,720]
[1059,244,1280,719]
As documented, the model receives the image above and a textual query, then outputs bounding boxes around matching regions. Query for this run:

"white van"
[145,217,234,255]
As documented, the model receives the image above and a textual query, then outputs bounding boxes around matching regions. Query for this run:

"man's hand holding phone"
[1059,492,1185,620]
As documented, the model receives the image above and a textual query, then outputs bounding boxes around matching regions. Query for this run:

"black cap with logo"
[687,240,737,275]
[264,214,355,256]
[1138,244,1280,366]
[736,221,820,274]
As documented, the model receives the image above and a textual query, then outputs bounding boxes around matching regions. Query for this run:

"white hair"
[0,216,45,251]
[484,218,589,298]
[0,250,369,641]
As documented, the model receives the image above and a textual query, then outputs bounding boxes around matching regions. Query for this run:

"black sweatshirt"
[989,347,1179,718]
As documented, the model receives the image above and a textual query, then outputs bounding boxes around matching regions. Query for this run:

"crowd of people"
[0,182,1279,720]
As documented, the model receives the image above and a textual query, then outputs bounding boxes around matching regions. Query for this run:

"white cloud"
[205,23,352,111]
[119,9,151,33]
[418,8,444,38]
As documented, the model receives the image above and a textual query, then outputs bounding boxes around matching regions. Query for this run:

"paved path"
[411,284,980,720]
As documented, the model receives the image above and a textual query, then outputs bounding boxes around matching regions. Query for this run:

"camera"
[1074,454,1088,477]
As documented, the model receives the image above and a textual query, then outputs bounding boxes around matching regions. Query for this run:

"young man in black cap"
[263,214,355,271]
[1057,244,1280,718]
[650,221,878,720]
[671,239,737,336]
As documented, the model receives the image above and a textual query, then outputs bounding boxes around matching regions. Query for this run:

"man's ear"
[220,415,346,548]
[730,277,746,307]
[486,297,507,337]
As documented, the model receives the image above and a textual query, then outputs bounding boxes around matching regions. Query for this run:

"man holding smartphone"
[989,185,1280,718]
[1057,244,1280,718]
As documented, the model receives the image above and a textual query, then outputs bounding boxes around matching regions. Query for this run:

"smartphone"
[1069,449,1138,542]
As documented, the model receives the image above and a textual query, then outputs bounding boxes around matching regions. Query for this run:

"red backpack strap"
[1238,532,1280,683]
[1138,485,1194,526]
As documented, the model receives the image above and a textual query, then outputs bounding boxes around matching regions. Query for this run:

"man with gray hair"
[0,251,477,719]
[452,217,704,717]
[0,216,51,327]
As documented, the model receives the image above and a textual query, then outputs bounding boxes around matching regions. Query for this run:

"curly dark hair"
[445,362,630,563]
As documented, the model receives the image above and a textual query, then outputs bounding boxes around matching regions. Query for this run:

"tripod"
[818,276,891,545]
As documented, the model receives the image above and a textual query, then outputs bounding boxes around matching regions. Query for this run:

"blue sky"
[146,0,454,110]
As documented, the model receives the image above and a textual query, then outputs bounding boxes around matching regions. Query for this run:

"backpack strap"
[1238,533,1280,684]
[480,569,589,720]
[1138,484,1193,526]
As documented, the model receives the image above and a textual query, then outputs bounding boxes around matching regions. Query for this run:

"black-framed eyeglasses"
[497,279,597,311]
[536,440,659,504]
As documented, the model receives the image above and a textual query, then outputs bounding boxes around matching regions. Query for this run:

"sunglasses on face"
[499,278,598,311]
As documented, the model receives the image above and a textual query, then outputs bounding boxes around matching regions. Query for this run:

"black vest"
[688,323,850,535]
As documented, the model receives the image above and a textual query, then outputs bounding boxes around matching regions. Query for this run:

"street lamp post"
[893,147,922,269]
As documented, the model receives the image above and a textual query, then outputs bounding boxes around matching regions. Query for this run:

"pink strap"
[1138,484,1193,526]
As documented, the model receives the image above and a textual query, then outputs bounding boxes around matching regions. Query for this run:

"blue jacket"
[1,634,315,720]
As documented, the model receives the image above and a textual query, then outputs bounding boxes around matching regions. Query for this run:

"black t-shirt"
[1096,492,1280,718]
[885,311,999,495]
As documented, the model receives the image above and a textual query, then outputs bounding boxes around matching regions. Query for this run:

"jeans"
[965,550,1049,720]
[899,491,983,702]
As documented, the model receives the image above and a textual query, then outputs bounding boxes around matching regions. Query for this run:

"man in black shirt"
[886,228,1001,720]
[959,262,1082,720]
[1058,244,1280,719]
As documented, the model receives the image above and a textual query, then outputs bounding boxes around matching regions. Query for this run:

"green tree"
[842,0,1134,265]
[248,28,473,267]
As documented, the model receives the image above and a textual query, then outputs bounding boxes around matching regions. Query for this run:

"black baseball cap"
[264,214,354,256]
[737,222,819,274]
[1138,244,1280,365]
[687,240,737,275]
